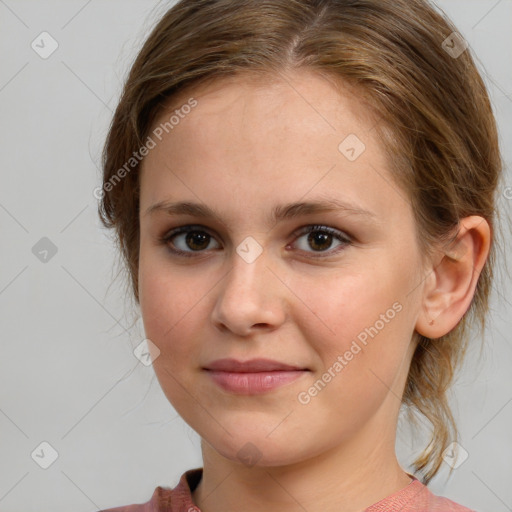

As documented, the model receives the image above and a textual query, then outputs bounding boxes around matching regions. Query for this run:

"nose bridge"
[224,237,269,300]
[211,236,284,333]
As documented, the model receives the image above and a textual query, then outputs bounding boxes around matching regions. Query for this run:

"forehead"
[139,69,410,227]
[155,69,378,137]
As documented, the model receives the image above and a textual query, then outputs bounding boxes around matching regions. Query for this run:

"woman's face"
[138,70,427,466]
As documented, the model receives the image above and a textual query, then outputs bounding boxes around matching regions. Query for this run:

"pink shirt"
[99,468,476,512]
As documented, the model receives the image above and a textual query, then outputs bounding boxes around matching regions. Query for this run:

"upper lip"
[203,358,307,372]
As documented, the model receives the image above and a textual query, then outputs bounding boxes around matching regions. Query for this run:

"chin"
[202,429,313,469]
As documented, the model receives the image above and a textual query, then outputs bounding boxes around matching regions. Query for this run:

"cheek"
[289,263,414,395]
[138,262,208,420]
[290,263,406,343]
[138,258,202,361]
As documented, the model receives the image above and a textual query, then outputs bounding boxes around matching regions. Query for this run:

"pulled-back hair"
[98,0,504,484]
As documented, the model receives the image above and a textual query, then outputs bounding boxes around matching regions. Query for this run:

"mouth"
[203,357,309,372]
[203,358,310,395]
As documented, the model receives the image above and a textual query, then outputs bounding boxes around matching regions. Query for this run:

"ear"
[415,216,491,339]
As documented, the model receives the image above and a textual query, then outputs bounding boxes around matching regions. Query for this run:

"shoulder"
[402,479,477,511]
[97,467,203,512]
[98,486,174,512]
[366,478,477,511]
[425,492,477,512]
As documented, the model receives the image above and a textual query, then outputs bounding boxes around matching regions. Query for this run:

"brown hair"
[98,0,505,485]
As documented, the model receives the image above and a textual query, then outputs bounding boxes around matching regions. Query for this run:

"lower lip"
[206,370,307,395]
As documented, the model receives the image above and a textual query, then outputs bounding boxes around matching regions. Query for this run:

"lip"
[203,358,307,372]
[203,358,309,395]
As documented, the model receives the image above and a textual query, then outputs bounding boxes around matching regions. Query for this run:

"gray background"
[0,1,511,511]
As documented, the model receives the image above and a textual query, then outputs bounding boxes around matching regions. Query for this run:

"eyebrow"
[144,197,377,227]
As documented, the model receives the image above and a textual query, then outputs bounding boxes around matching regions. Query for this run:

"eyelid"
[160,223,353,257]
[292,224,352,242]
[161,223,352,241]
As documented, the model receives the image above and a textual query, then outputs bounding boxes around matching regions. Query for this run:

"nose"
[210,245,286,337]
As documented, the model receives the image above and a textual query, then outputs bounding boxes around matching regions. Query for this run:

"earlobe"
[415,216,491,339]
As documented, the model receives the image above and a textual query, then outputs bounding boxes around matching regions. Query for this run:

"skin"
[137,69,490,512]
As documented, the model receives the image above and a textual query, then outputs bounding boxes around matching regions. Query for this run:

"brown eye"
[292,225,351,257]
[161,226,220,256]
[307,231,333,251]
[183,231,211,251]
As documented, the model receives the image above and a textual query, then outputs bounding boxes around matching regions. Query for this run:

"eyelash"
[158,224,353,259]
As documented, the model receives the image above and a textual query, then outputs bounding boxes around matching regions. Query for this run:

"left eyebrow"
[144,198,378,227]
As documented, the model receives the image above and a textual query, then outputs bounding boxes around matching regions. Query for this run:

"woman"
[96,0,504,510]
